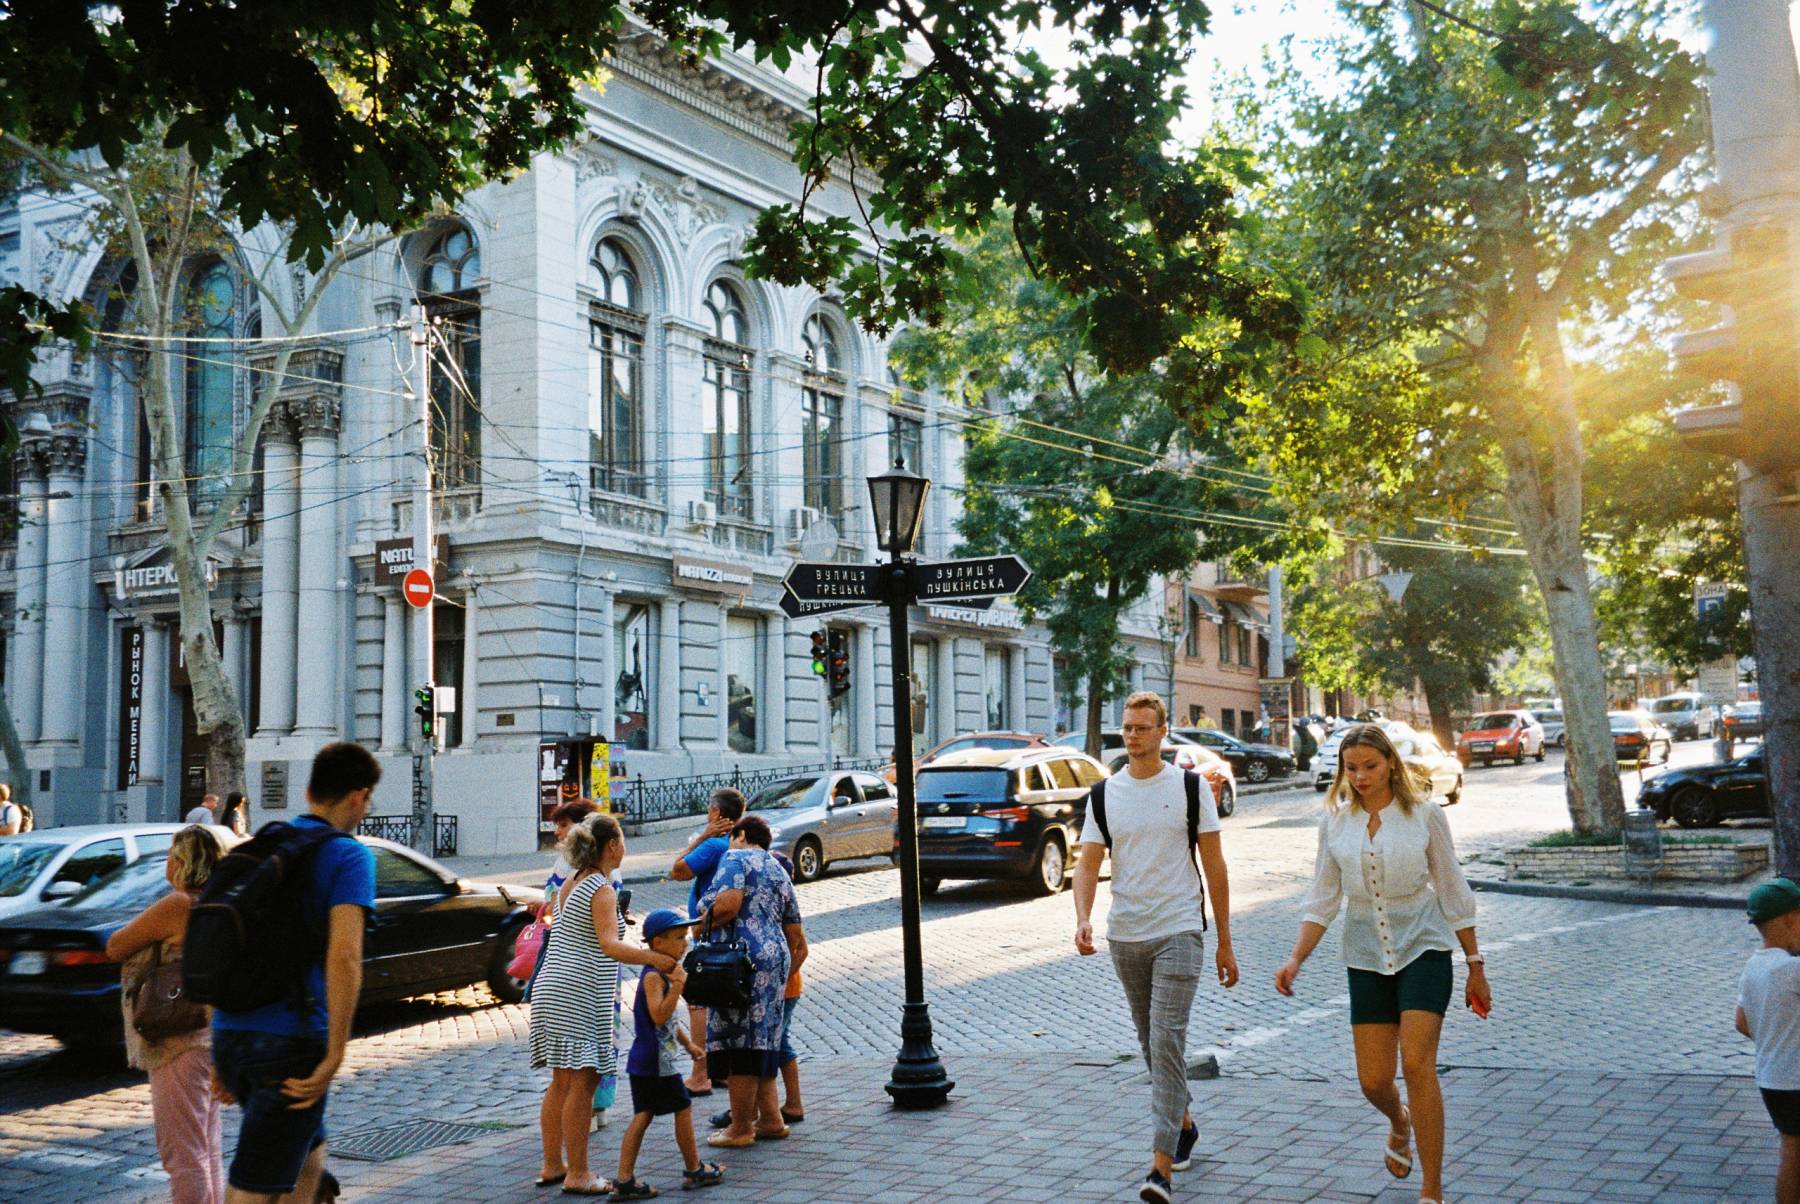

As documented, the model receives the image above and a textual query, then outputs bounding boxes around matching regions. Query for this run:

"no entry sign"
[403,568,434,609]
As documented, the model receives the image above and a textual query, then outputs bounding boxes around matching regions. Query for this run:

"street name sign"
[779,589,874,620]
[784,562,883,603]
[913,555,1031,601]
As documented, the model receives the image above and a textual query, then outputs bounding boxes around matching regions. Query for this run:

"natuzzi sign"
[374,536,450,584]
[672,554,755,598]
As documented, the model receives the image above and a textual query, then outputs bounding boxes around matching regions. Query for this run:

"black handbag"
[681,914,754,1010]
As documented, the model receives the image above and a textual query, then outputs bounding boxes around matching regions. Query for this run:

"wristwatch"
[1464,954,1485,966]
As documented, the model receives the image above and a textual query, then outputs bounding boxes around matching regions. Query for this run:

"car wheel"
[1313,781,1329,793]
[487,918,530,1005]
[920,876,941,896]
[1480,758,1491,768]
[1445,776,1463,806]
[1534,747,1545,762]
[1030,834,1069,896]
[1672,787,1718,828]
[1245,760,1271,783]
[1216,783,1236,818]
[792,837,824,884]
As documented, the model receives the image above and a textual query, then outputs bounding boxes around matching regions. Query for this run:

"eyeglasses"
[1120,725,1162,736]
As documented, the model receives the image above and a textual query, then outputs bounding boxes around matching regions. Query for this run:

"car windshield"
[1649,699,1693,714]
[1533,711,1562,724]
[0,842,59,897]
[1734,702,1762,717]
[1470,713,1515,729]
[750,778,820,810]
[943,736,1029,755]
[916,768,1011,802]
[1608,714,1641,732]
[67,854,171,910]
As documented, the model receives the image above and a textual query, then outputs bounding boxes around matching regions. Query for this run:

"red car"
[1456,710,1546,767]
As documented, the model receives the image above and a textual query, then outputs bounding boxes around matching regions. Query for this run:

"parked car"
[1313,720,1419,791]
[0,824,188,923]
[747,769,900,883]
[1723,700,1765,743]
[1531,709,1566,748]
[1639,746,1768,828]
[1610,710,1674,764]
[1395,732,1466,806]
[1455,710,1546,767]
[1102,741,1238,817]
[1646,692,1716,741]
[0,834,532,1049]
[1099,729,1200,751]
[914,747,1110,896]
[883,731,1053,782]
[1171,728,1297,783]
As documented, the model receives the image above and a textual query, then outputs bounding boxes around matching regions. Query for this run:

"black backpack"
[183,820,352,1012]
[1086,769,1209,931]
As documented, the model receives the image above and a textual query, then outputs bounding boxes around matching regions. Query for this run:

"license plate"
[920,816,965,830]
[1472,742,1494,752]
[9,951,45,976]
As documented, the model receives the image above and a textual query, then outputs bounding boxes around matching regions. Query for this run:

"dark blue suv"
[914,747,1107,897]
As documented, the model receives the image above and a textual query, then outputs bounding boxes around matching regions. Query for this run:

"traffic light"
[829,644,851,699]
[414,685,434,740]
[810,629,829,677]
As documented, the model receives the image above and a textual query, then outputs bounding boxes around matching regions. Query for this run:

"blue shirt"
[626,966,682,1077]
[684,835,729,918]
[213,815,376,1038]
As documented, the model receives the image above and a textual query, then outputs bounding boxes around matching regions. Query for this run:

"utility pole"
[1667,0,1800,875]
[408,305,436,857]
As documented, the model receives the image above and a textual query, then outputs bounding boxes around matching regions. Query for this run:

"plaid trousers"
[1109,930,1204,1158]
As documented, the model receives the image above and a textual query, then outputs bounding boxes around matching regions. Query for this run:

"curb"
[1469,876,1745,910]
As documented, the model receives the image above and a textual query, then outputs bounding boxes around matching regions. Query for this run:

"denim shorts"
[779,996,799,1066]
[213,1029,329,1194]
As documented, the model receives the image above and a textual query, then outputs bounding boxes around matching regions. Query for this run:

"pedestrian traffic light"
[829,645,851,698]
[414,686,434,740]
[810,629,829,677]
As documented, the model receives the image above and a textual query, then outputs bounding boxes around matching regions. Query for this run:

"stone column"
[1008,643,1029,733]
[595,587,616,747]
[933,637,956,749]
[11,447,47,744]
[39,435,87,747]
[222,613,248,704]
[140,620,168,784]
[460,590,480,746]
[762,613,788,757]
[381,597,406,751]
[291,396,341,737]
[257,411,299,735]
[656,597,682,750]
[854,623,878,758]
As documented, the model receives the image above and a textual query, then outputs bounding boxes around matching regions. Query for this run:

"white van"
[1645,692,1716,741]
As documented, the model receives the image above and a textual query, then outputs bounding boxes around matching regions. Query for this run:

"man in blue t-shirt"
[212,742,379,1203]
[668,786,746,1093]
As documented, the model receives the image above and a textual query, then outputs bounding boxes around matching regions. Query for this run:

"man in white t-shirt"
[1738,878,1800,1204]
[1073,691,1237,1204]
[184,793,219,825]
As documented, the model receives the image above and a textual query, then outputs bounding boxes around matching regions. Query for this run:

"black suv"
[914,747,1108,896]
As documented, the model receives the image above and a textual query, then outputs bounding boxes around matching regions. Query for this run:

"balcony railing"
[590,489,667,537]
[709,516,773,557]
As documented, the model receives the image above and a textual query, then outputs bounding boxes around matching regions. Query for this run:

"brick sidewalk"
[322,1054,1775,1202]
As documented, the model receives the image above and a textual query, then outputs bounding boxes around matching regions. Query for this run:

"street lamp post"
[867,459,955,1109]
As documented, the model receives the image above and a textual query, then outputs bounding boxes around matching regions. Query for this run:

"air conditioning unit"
[686,499,718,530]
[785,505,821,546]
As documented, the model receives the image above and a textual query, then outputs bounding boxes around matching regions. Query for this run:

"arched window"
[800,313,844,516]
[185,263,236,504]
[588,237,646,497]
[701,280,753,518]
[416,225,482,492]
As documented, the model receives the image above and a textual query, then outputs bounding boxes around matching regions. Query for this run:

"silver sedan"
[750,770,899,883]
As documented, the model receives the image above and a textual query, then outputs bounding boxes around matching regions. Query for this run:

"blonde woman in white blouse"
[1274,725,1491,1204]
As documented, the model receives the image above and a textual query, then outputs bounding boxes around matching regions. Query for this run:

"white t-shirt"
[1078,763,1219,943]
[183,806,212,825]
[1739,947,1800,1090]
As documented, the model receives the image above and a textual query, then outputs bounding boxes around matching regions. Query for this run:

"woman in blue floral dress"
[696,814,800,1148]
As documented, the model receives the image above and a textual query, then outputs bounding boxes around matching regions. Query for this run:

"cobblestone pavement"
[1,746,1777,1201]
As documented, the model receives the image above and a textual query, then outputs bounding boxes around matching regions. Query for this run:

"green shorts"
[1346,949,1454,1025]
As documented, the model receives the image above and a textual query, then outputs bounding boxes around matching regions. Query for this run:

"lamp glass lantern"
[867,460,930,556]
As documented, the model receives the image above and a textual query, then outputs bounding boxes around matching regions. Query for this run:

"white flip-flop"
[1385,1108,1413,1179]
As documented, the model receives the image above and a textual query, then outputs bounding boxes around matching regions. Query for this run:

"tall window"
[589,238,646,496]
[800,314,843,516]
[185,263,235,505]
[1219,617,1234,664]
[984,646,1010,729]
[614,603,652,750]
[1239,625,1252,666]
[418,226,482,491]
[909,637,934,747]
[725,614,761,753]
[1185,599,1202,658]
[702,280,753,518]
[433,603,466,747]
[887,410,923,476]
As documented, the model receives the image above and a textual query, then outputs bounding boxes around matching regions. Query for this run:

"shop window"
[614,603,652,750]
[910,637,934,748]
[984,646,1010,730]
[433,602,465,747]
[726,613,761,753]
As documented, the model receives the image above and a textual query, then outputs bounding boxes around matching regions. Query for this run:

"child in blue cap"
[1738,877,1800,1203]
[612,908,725,1198]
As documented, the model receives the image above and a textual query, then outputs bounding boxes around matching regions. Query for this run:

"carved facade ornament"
[647,175,726,243]
[285,395,342,441]
[32,215,83,293]
[573,142,620,185]
[38,433,88,476]
[611,31,804,151]
[620,180,651,224]
[289,262,309,311]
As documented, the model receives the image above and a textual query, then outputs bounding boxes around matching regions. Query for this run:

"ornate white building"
[0,33,1176,853]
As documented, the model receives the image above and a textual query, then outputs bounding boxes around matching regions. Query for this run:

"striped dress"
[528,873,624,1072]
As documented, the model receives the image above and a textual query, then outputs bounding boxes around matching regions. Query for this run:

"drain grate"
[329,1118,516,1162]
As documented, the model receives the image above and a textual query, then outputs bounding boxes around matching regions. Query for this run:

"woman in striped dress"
[532,813,676,1195]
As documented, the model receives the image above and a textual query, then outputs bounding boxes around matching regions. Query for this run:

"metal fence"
[615,758,886,824]
[357,814,459,858]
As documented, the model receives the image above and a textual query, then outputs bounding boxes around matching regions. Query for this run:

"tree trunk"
[1420,676,1456,752]
[0,692,32,814]
[1739,465,1800,878]
[1084,673,1104,759]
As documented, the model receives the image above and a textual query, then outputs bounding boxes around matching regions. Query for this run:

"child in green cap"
[1738,877,1800,1203]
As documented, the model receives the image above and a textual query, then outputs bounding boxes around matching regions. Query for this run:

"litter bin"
[1622,809,1663,884]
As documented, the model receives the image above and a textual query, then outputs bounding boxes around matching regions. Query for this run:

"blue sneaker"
[1139,1170,1172,1203]
[1172,1122,1200,1172]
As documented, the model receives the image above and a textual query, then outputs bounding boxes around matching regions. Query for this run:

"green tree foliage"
[1233,0,1708,833]
[895,224,1279,754]
[1,1,1299,398]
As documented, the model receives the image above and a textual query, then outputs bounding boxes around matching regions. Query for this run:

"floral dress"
[698,847,796,1056]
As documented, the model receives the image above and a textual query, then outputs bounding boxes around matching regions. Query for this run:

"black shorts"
[629,1074,691,1118]
[1763,1088,1800,1137]
[1346,950,1454,1025]
[212,1030,329,1194]
[707,1047,781,1080]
